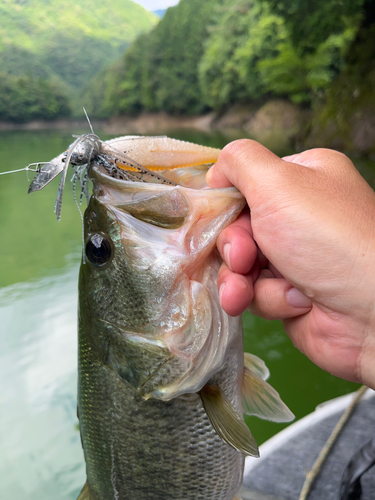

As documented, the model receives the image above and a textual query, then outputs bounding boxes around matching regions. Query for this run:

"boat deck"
[239,389,375,500]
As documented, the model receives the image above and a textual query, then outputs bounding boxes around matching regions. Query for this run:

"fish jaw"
[102,135,221,171]
[82,165,245,400]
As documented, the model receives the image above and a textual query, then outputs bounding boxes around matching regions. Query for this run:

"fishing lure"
[28,132,177,221]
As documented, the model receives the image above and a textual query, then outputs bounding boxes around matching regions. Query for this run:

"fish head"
[79,138,245,401]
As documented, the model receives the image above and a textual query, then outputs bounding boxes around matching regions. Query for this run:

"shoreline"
[1,99,374,157]
[0,113,215,134]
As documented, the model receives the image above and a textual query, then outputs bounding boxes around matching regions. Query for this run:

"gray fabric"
[237,487,285,499]
[242,394,375,500]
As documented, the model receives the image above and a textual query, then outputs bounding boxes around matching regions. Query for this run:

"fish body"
[78,159,247,499]
[27,135,294,500]
[79,296,245,500]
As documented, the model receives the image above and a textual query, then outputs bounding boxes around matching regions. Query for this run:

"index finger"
[216,209,257,275]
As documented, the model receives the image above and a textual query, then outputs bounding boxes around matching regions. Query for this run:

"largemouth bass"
[28,135,294,500]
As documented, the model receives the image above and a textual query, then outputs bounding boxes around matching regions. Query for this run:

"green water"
[0,129,371,500]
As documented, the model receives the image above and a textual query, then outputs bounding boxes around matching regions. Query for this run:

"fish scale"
[78,316,244,500]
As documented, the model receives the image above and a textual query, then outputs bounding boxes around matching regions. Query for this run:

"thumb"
[206,139,288,205]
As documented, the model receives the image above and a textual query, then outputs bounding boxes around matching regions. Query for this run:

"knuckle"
[221,139,256,164]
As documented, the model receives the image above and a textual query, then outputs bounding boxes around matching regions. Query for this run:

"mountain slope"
[84,0,220,117]
[0,0,158,89]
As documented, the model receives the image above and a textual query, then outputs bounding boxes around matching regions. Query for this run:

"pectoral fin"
[77,480,94,500]
[200,384,259,457]
[242,366,295,422]
[244,352,270,380]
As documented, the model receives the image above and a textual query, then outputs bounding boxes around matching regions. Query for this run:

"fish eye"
[85,234,112,266]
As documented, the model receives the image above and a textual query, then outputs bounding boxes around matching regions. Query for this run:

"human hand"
[207,140,375,389]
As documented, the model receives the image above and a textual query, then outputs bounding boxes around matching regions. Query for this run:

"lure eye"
[86,234,112,266]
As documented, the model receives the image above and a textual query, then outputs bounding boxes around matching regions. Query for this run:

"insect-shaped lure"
[28,132,177,221]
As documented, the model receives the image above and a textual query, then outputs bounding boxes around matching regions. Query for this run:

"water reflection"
[0,264,84,500]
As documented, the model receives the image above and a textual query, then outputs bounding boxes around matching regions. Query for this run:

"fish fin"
[242,366,295,422]
[200,384,259,457]
[244,352,270,380]
[77,480,94,500]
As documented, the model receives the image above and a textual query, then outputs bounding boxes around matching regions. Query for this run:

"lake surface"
[0,128,372,500]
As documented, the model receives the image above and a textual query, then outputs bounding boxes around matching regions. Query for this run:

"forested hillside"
[0,0,157,121]
[85,0,374,135]
[83,0,219,117]
[3,0,374,149]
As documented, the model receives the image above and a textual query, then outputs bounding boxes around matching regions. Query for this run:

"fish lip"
[89,162,241,195]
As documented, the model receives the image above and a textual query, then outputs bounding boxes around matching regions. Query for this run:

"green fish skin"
[77,161,248,500]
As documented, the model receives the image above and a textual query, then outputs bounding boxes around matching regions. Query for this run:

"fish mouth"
[86,139,246,401]
[90,162,177,190]
[89,161,243,195]
[95,135,221,188]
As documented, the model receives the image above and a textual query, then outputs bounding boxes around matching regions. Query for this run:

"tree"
[0,74,71,122]
[262,0,365,54]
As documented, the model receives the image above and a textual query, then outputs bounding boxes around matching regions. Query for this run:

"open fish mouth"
[27,134,224,220]
[90,135,222,190]
[27,136,246,400]
[88,155,246,402]
[70,137,247,403]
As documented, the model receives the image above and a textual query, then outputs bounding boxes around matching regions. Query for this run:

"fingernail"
[223,243,232,269]
[219,283,226,305]
[286,287,312,308]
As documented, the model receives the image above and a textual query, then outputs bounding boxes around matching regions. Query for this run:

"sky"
[132,0,179,11]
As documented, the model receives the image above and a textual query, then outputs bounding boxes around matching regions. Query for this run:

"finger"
[268,262,284,279]
[216,210,257,274]
[248,272,312,321]
[207,141,357,210]
[217,263,255,317]
[206,140,285,203]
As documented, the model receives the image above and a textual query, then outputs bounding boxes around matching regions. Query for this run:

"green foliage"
[0,0,157,89]
[82,58,130,118]
[262,0,366,54]
[118,34,153,115]
[199,1,288,108]
[0,0,157,121]
[258,26,357,103]
[82,34,152,117]
[42,34,130,90]
[0,45,51,80]
[308,22,375,149]
[92,0,361,116]
[199,0,358,108]
[3,0,372,121]
[0,73,71,122]
[143,0,220,114]
[87,0,221,117]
